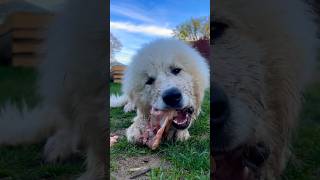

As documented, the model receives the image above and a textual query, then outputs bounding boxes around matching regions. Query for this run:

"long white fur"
[0,0,107,179]
[213,0,318,178]
[110,94,128,107]
[123,39,209,143]
[0,102,57,145]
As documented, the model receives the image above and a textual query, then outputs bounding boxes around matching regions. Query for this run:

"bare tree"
[110,33,122,62]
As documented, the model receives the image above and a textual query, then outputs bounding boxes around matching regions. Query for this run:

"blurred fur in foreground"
[0,0,107,179]
[212,0,318,179]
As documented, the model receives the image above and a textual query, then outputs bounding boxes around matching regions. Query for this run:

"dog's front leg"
[76,101,107,180]
[165,129,191,141]
[78,140,106,180]
[175,129,190,141]
[126,115,148,144]
[124,101,135,113]
[44,126,80,162]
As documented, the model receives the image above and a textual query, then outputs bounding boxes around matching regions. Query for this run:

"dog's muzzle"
[162,87,183,108]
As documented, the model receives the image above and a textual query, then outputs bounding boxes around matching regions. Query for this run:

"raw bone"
[141,110,176,150]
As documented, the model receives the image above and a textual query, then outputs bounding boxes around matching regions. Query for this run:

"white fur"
[110,94,136,112]
[0,0,107,179]
[0,102,57,145]
[123,39,209,144]
[110,94,128,107]
[213,0,318,178]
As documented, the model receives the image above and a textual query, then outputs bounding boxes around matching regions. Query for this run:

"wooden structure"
[110,62,126,83]
[186,39,210,61]
[0,0,53,66]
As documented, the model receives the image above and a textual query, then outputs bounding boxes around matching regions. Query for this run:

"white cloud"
[111,4,154,23]
[115,52,132,65]
[110,21,173,37]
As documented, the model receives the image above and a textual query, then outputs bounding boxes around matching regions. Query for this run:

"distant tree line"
[173,16,210,41]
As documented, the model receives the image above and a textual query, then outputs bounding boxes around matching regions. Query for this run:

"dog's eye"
[171,68,181,75]
[146,77,155,85]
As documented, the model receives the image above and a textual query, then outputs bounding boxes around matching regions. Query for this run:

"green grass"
[0,67,39,108]
[110,83,210,179]
[0,66,319,179]
[0,67,83,179]
[283,83,320,180]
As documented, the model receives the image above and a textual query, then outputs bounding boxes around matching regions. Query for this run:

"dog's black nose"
[211,85,230,125]
[162,87,182,107]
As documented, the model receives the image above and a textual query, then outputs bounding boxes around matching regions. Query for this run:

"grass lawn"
[0,66,319,179]
[110,83,210,179]
[283,82,320,180]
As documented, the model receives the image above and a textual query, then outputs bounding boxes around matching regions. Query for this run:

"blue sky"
[110,0,210,64]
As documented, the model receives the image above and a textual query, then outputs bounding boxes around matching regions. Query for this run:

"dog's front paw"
[124,102,135,113]
[43,131,78,162]
[176,130,190,141]
[126,124,142,143]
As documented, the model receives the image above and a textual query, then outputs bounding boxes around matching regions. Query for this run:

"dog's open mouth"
[150,107,194,130]
[138,106,194,150]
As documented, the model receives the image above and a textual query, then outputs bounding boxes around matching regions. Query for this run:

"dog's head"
[212,0,318,179]
[123,39,209,130]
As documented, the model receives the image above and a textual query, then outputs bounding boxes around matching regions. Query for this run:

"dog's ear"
[192,53,209,109]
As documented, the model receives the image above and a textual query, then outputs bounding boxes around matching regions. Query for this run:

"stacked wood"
[0,1,53,66]
[111,65,126,83]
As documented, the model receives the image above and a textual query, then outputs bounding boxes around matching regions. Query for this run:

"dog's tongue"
[175,111,187,123]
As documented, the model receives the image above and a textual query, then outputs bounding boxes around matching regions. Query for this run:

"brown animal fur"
[212,0,318,179]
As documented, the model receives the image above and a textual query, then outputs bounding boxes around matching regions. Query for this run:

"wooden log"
[8,12,53,29]
[12,29,46,40]
[112,74,123,79]
[12,41,41,53]
[113,79,122,83]
[111,65,126,71]
[12,55,39,67]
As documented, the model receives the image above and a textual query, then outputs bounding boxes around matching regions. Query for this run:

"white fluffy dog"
[0,0,107,179]
[111,39,209,144]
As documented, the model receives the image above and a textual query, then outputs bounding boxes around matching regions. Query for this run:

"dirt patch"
[111,129,171,179]
[111,154,171,180]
